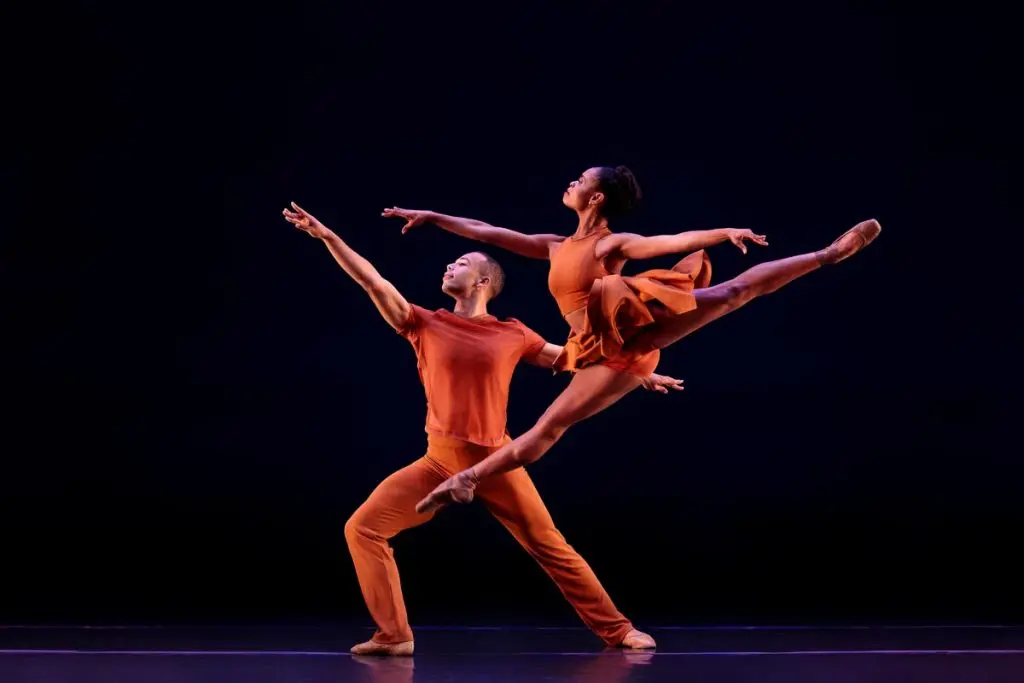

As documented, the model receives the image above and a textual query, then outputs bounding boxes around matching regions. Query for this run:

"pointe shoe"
[415,470,478,514]
[349,638,415,656]
[818,219,882,265]
[619,628,657,649]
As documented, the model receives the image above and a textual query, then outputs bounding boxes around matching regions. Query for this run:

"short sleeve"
[507,318,547,362]
[397,303,431,340]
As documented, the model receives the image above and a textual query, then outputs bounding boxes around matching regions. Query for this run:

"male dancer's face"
[441,252,489,299]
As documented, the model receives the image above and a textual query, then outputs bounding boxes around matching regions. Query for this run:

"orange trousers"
[345,434,633,646]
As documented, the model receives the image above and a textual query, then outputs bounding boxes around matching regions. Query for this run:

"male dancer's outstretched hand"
[726,228,769,254]
[284,202,331,239]
[382,207,430,234]
[641,373,684,394]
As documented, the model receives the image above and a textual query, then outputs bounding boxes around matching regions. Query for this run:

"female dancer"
[383,165,881,513]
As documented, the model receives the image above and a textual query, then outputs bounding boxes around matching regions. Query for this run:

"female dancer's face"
[562,167,604,214]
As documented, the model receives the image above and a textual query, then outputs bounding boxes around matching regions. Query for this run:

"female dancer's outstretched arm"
[383,207,564,260]
[598,227,769,261]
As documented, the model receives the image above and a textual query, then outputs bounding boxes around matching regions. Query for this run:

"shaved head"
[473,251,505,299]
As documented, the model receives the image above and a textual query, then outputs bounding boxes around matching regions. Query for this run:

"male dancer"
[283,202,680,655]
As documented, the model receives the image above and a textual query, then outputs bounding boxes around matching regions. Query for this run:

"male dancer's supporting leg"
[345,457,447,655]
[346,436,654,655]
[477,467,652,648]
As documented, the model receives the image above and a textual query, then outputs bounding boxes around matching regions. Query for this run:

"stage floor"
[1,623,1022,681]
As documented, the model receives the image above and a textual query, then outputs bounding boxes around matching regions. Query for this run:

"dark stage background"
[5,5,1018,626]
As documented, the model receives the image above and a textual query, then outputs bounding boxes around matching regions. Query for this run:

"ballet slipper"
[619,628,657,649]
[817,219,882,265]
[350,638,415,656]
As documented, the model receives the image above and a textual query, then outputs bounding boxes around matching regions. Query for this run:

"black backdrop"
[5,4,1018,625]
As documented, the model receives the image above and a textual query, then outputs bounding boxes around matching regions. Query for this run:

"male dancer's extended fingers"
[290,201,309,215]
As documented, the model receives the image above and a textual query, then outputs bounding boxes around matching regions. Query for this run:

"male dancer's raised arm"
[285,202,409,332]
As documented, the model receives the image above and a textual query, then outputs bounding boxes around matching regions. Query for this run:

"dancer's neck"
[573,210,610,239]
[451,293,489,319]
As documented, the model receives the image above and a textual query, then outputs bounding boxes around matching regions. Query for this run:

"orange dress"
[547,228,712,376]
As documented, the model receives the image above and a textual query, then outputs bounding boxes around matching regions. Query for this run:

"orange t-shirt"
[398,305,547,447]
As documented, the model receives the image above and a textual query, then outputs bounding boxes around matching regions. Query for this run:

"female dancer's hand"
[726,228,768,254]
[641,373,684,394]
[382,207,430,234]
[283,202,331,239]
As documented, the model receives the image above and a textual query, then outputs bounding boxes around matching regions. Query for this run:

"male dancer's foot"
[350,639,415,656]
[619,628,657,649]
[817,219,882,265]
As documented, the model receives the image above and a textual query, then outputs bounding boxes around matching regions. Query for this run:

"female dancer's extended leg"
[415,219,880,514]
[632,218,880,350]
[415,364,643,513]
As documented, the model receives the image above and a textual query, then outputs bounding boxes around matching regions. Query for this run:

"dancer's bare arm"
[526,343,684,393]
[599,228,768,261]
[383,207,564,260]
[284,202,410,331]
[525,342,564,368]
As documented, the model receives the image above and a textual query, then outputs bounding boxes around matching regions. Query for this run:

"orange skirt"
[552,250,713,377]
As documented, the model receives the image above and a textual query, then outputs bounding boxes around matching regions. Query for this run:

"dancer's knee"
[508,418,569,468]
[719,280,754,311]
[522,524,571,557]
[344,511,374,548]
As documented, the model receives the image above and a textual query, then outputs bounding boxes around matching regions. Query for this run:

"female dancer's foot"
[415,469,478,514]
[619,628,657,649]
[817,219,882,265]
[350,639,415,656]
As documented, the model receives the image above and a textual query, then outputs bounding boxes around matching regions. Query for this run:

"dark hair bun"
[613,165,642,209]
[595,165,643,218]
